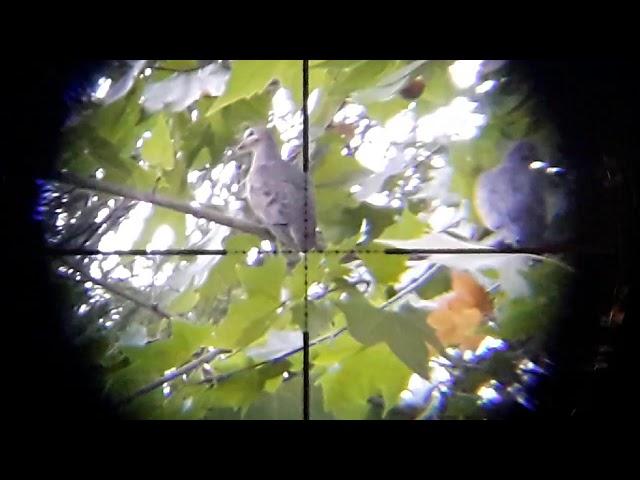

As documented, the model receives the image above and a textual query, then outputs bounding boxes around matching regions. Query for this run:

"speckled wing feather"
[475,164,546,246]
[248,161,316,251]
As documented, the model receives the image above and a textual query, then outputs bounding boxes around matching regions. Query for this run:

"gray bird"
[236,126,317,252]
[474,141,559,247]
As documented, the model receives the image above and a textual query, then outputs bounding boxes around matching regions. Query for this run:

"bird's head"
[236,126,273,154]
[504,141,542,168]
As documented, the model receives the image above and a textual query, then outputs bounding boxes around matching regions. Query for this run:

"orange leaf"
[451,270,493,315]
[425,269,493,351]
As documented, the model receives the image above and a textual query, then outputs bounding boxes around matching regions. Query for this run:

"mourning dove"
[236,126,317,252]
[474,141,571,247]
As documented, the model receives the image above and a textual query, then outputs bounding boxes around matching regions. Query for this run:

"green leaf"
[312,332,363,366]
[312,134,373,187]
[442,393,483,419]
[333,60,399,96]
[168,289,199,314]
[420,61,456,108]
[310,60,366,70]
[449,140,491,205]
[62,127,136,185]
[108,321,216,397]
[416,267,452,300]
[130,165,159,191]
[317,343,411,419]
[132,206,186,250]
[158,60,200,71]
[200,91,272,168]
[60,143,101,177]
[154,384,210,420]
[352,61,430,104]
[206,61,284,117]
[191,148,212,170]
[277,60,304,106]
[495,296,549,341]
[141,113,175,170]
[360,248,407,284]
[218,90,272,133]
[375,60,430,88]
[264,374,285,393]
[211,351,253,375]
[284,253,323,301]
[197,255,241,306]
[125,321,215,364]
[314,186,360,244]
[90,80,143,147]
[366,97,410,123]
[201,361,289,415]
[320,250,352,279]
[241,375,304,419]
[379,208,427,240]
[309,381,336,420]
[157,154,190,200]
[351,204,398,244]
[171,113,218,170]
[308,300,339,337]
[213,295,282,349]
[494,261,571,341]
[121,390,165,419]
[291,299,337,338]
[315,188,403,247]
[197,235,261,305]
[225,233,262,251]
[336,291,433,375]
[236,255,287,301]
[309,89,344,129]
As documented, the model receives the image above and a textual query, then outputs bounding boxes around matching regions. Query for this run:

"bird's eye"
[244,128,255,140]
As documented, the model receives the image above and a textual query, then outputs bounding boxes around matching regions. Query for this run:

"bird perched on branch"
[236,126,317,253]
[474,140,574,247]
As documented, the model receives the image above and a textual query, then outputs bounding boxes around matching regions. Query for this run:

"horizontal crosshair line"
[43,246,614,256]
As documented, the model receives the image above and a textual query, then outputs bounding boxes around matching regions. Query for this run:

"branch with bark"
[58,171,272,239]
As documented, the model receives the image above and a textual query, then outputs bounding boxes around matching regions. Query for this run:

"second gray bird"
[474,141,550,247]
[236,126,317,252]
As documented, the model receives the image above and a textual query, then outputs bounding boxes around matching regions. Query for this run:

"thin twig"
[62,258,173,320]
[60,199,133,249]
[116,261,451,405]
[195,270,448,390]
[380,263,443,309]
[199,325,349,387]
[125,300,288,401]
[120,348,231,405]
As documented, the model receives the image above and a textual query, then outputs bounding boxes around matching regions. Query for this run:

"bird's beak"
[235,139,248,153]
[232,142,252,164]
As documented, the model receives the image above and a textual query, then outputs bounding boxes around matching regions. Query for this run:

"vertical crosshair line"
[302,59,310,420]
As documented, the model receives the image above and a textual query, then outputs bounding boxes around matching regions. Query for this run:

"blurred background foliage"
[38,59,575,419]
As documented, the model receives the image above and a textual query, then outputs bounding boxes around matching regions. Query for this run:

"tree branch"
[120,347,231,404]
[62,258,173,320]
[120,269,450,406]
[59,199,134,249]
[110,261,457,408]
[58,171,271,238]
[198,326,347,387]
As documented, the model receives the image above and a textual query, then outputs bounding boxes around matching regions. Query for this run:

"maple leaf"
[426,270,494,351]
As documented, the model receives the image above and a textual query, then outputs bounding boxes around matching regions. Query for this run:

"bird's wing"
[474,168,508,231]
[504,169,546,237]
[248,163,307,226]
[476,166,545,246]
